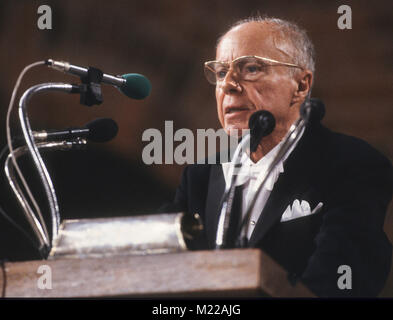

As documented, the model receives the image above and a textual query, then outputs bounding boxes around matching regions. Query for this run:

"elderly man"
[168,17,393,297]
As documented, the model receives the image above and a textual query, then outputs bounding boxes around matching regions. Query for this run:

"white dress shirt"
[222,128,304,240]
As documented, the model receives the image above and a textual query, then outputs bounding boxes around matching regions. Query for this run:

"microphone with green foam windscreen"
[45,59,151,100]
[120,73,151,100]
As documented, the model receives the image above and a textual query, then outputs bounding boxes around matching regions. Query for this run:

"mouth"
[224,106,251,115]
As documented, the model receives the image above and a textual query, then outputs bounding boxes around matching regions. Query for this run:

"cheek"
[251,77,295,113]
[247,77,299,134]
[246,82,275,111]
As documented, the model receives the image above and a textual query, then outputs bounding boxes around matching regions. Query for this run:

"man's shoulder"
[182,125,393,180]
[183,162,214,175]
[179,153,226,191]
[183,161,220,179]
[319,125,392,168]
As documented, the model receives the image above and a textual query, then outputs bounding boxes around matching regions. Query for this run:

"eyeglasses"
[204,55,303,85]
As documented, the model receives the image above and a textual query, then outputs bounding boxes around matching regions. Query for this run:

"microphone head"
[119,73,151,99]
[248,110,276,152]
[300,98,325,123]
[249,110,276,137]
[85,118,119,143]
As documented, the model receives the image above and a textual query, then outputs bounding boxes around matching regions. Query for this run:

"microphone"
[248,110,276,152]
[215,110,275,249]
[45,59,151,100]
[300,98,325,123]
[33,118,119,143]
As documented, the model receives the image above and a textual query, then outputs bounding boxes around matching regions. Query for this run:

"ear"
[291,70,313,104]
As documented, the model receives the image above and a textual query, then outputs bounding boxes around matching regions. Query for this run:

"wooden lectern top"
[1,249,315,298]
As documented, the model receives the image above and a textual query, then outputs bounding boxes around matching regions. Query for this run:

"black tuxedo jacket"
[166,122,393,297]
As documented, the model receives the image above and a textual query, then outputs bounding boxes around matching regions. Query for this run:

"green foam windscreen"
[119,73,151,100]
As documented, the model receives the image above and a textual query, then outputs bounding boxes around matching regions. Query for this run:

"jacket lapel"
[202,123,324,249]
[248,123,321,247]
[204,164,226,248]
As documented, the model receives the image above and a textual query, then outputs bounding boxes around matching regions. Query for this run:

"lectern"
[1,249,316,298]
[1,249,261,297]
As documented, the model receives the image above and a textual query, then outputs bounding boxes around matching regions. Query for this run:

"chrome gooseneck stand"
[215,134,251,249]
[5,62,203,260]
[5,139,87,254]
[12,67,105,255]
[10,83,80,255]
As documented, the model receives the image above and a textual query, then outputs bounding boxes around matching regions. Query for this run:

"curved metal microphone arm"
[4,140,87,256]
[215,133,251,249]
[17,83,78,249]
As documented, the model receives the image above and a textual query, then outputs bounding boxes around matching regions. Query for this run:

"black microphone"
[300,98,325,123]
[45,59,151,100]
[248,110,276,153]
[33,118,119,143]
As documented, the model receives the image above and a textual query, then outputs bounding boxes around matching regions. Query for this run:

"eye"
[216,68,228,80]
[243,63,263,74]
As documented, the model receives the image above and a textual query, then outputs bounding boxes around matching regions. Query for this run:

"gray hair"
[218,16,316,75]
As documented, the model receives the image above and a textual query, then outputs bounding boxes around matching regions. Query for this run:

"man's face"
[215,22,303,140]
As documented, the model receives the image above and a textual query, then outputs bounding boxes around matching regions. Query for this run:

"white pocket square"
[280,200,323,222]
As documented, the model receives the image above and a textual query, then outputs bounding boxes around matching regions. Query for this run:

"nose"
[220,69,243,94]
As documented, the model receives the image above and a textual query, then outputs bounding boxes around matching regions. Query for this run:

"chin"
[224,124,249,138]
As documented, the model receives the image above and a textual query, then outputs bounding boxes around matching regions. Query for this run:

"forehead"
[216,22,289,62]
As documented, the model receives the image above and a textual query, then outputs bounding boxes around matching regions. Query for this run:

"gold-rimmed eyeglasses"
[204,55,303,85]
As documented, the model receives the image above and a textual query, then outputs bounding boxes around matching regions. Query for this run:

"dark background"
[0,0,392,293]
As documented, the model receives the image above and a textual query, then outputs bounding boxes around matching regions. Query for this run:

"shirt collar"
[222,127,304,191]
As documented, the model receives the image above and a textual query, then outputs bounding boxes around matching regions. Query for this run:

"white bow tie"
[223,154,284,192]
